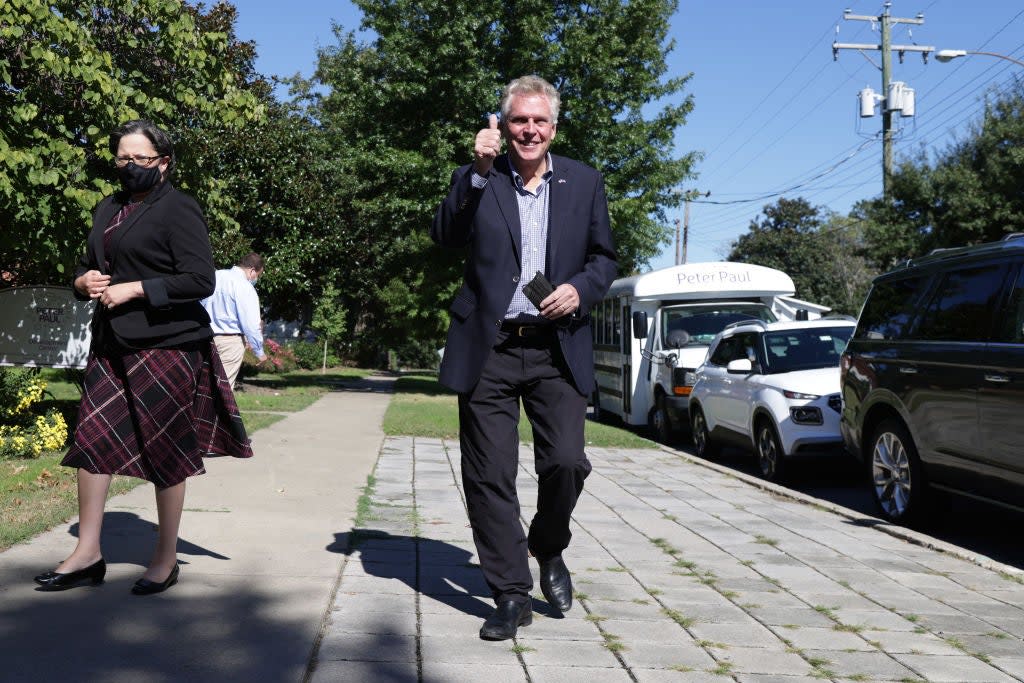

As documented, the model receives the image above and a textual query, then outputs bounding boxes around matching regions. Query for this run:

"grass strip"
[383,375,654,448]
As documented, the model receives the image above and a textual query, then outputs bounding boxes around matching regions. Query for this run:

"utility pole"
[833,3,930,198]
[673,190,710,265]
[674,217,681,265]
[682,200,691,265]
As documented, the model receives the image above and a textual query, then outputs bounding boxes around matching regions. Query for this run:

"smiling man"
[431,75,618,640]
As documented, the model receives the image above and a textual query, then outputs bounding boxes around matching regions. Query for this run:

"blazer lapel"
[106,182,168,270]
[108,201,152,264]
[491,156,523,267]
[547,157,571,274]
[93,201,121,275]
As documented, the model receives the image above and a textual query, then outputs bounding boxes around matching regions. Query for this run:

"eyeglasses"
[113,155,165,168]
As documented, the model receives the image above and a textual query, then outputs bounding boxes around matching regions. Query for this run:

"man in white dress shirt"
[201,252,268,388]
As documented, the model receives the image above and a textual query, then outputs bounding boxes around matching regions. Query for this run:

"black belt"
[500,322,552,337]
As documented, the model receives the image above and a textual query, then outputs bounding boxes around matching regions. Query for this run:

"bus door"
[621,302,631,415]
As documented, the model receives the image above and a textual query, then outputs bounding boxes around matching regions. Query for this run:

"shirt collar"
[510,153,554,189]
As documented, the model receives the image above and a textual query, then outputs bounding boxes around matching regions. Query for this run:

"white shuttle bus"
[591,261,829,442]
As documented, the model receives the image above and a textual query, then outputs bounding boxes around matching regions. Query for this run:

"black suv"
[840,234,1024,524]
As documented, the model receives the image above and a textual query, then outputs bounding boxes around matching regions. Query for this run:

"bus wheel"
[649,395,674,444]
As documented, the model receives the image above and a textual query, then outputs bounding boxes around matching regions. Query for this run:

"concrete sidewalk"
[313,439,1024,683]
[0,376,392,682]
[5,378,1024,682]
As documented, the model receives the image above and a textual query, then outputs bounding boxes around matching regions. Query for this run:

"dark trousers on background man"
[457,327,591,604]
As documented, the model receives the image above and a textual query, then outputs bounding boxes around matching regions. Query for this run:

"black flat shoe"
[539,555,573,613]
[480,598,532,640]
[34,558,106,591]
[131,564,179,596]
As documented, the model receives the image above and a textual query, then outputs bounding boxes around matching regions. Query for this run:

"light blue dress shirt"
[201,266,265,357]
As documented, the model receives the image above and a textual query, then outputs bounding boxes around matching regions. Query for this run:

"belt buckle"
[517,325,528,337]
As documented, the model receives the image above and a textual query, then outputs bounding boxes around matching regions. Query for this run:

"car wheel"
[649,395,674,444]
[870,418,925,524]
[755,420,787,482]
[691,406,718,458]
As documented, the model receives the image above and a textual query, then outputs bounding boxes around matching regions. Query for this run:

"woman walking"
[34,120,253,595]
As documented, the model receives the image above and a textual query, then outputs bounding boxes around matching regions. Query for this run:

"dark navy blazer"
[431,154,618,395]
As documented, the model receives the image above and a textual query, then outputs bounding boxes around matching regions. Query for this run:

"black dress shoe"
[34,558,106,591]
[539,555,573,612]
[479,598,532,640]
[131,564,179,595]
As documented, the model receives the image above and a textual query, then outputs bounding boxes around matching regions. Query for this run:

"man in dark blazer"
[432,75,617,640]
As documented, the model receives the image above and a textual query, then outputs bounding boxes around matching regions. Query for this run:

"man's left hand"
[539,284,580,320]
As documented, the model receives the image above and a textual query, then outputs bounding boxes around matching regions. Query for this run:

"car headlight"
[790,406,823,425]
[783,390,820,400]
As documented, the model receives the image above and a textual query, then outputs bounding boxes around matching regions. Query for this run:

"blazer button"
[495,320,502,327]
[512,275,520,283]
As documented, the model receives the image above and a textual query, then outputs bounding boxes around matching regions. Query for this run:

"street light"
[934,49,1024,68]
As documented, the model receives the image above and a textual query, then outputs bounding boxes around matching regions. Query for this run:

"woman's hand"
[100,281,145,309]
[75,270,111,299]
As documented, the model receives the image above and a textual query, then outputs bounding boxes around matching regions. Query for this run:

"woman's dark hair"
[109,120,176,177]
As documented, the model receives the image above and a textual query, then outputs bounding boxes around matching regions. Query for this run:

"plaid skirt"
[62,340,253,487]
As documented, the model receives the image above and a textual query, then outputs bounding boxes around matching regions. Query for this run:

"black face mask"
[118,162,162,194]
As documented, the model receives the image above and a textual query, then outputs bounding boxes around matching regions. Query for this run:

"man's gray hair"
[500,75,560,124]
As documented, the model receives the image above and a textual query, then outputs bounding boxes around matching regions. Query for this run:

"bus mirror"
[632,311,648,339]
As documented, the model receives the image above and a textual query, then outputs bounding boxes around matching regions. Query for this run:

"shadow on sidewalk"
[0,556,312,682]
[58,511,230,570]
[327,530,499,619]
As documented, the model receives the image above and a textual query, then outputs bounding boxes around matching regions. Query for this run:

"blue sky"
[231,0,1024,271]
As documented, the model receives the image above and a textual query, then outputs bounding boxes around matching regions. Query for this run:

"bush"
[289,340,340,370]
[240,338,299,377]
[0,368,69,459]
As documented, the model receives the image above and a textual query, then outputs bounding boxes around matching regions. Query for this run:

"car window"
[707,336,738,366]
[915,263,1008,342]
[761,326,854,373]
[855,276,928,340]
[662,304,775,348]
[993,263,1024,343]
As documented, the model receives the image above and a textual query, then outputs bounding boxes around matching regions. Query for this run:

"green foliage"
[727,198,875,315]
[0,0,265,285]
[289,340,340,371]
[855,83,1024,267]
[292,0,696,363]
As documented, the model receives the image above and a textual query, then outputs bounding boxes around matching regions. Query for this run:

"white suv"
[688,318,856,482]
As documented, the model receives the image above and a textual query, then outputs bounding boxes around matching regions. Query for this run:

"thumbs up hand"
[473,113,502,174]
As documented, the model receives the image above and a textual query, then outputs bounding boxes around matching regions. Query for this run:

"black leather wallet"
[522,271,555,308]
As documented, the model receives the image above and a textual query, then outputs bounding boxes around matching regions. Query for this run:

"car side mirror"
[726,358,753,374]
[632,311,648,339]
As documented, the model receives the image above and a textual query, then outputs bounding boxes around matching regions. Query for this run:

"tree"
[855,82,1024,268]
[0,0,264,286]
[727,197,874,314]
[300,0,697,362]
